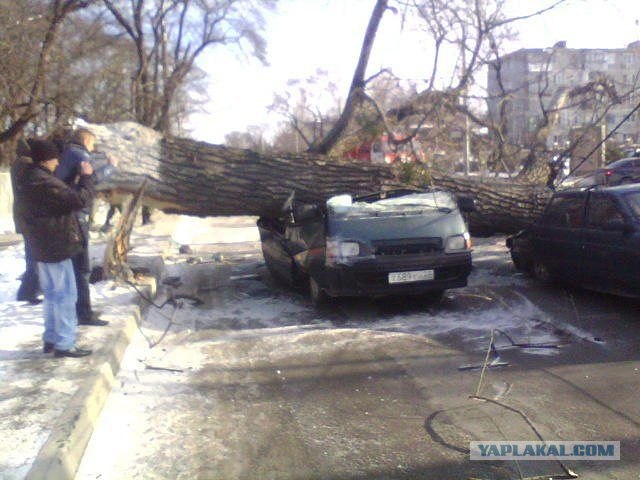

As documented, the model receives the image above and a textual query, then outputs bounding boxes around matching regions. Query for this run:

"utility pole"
[461,88,471,176]
[464,112,472,176]
[600,124,606,167]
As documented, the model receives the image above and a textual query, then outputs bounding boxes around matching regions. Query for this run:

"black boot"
[78,311,109,326]
[54,346,92,358]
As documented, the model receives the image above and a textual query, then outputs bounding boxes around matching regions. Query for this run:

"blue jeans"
[37,259,78,350]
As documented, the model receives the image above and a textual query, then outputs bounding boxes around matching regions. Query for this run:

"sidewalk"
[0,228,163,480]
[0,212,259,480]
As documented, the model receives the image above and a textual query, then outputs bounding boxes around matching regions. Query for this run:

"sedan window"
[543,195,585,228]
[586,195,624,228]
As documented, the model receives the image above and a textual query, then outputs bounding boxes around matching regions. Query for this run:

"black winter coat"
[14,162,94,263]
[10,156,31,234]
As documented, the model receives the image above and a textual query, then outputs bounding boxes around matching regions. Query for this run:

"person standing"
[15,139,94,357]
[11,139,40,304]
[56,128,109,326]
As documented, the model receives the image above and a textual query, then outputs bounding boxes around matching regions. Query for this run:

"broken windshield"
[327,191,457,219]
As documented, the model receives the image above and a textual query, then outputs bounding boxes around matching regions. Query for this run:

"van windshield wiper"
[378,203,452,214]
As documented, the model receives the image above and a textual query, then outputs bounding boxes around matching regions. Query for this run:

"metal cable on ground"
[470,300,578,477]
[483,287,563,348]
[123,278,203,348]
[148,301,181,348]
[124,279,203,308]
[469,395,578,479]
[493,328,560,349]
[475,330,495,397]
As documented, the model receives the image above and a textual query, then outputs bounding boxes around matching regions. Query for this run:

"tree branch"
[308,0,388,154]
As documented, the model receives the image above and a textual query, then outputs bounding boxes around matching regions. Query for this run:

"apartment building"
[487,41,640,154]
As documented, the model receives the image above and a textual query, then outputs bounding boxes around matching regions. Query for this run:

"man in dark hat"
[14,139,94,357]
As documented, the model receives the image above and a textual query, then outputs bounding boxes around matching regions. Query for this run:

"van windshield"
[328,191,457,219]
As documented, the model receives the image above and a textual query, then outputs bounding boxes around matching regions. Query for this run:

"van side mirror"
[456,195,476,213]
[293,204,321,223]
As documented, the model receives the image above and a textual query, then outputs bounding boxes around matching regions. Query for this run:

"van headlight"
[326,239,360,265]
[327,240,359,257]
[445,232,471,252]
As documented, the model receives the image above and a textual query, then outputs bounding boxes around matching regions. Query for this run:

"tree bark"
[91,122,396,219]
[90,122,552,234]
[430,172,551,233]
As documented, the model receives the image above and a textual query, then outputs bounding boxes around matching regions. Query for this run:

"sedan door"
[580,193,637,292]
[532,193,586,281]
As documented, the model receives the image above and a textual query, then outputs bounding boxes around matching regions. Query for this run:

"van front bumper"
[316,252,472,297]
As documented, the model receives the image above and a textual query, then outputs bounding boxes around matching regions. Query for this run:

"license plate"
[388,269,434,284]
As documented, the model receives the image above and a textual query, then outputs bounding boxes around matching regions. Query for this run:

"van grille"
[372,238,442,256]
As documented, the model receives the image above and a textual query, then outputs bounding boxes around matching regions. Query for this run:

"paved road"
[77,234,640,480]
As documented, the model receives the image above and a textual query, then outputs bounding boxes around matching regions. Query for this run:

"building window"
[587,52,605,63]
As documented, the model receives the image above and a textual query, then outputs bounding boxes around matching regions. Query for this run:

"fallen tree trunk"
[431,173,552,233]
[89,121,552,234]
[90,122,396,218]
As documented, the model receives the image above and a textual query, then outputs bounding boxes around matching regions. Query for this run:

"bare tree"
[102,0,275,134]
[269,71,342,152]
[225,125,269,152]
[0,0,93,163]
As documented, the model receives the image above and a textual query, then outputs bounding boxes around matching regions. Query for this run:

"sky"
[187,0,640,144]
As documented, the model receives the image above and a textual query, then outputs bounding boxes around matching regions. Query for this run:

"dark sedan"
[506,184,640,297]
[596,157,640,186]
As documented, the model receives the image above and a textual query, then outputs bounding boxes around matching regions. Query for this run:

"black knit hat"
[29,139,59,163]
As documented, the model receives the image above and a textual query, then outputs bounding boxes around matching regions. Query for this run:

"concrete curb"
[25,271,160,480]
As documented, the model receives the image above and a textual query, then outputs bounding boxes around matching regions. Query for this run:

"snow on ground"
[1,214,587,378]
[0,242,145,478]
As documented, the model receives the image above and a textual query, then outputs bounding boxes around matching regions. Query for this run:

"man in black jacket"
[14,139,94,358]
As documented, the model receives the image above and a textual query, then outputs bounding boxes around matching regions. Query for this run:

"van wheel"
[309,277,328,306]
[532,258,552,283]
